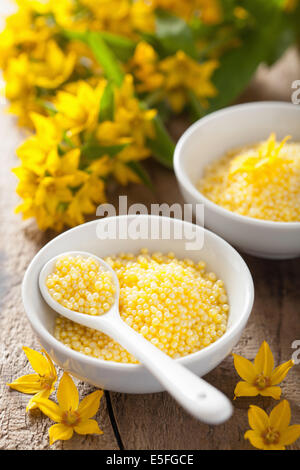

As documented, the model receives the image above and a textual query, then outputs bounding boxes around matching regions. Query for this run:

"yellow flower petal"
[30,112,60,144]
[269,400,291,432]
[7,373,42,394]
[26,388,52,412]
[49,423,74,445]
[259,386,282,400]
[248,405,269,433]
[46,149,61,175]
[254,341,274,377]
[57,372,79,411]
[77,390,103,420]
[271,360,294,385]
[22,347,52,376]
[280,425,300,446]
[234,381,259,398]
[42,349,57,380]
[265,443,285,450]
[232,353,257,383]
[74,419,103,436]
[244,430,267,450]
[60,149,81,174]
[33,397,63,422]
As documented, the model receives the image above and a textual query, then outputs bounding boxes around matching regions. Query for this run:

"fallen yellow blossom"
[245,400,300,450]
[233,341,294,399]
[7,347,57,411]
[33,372,103,445]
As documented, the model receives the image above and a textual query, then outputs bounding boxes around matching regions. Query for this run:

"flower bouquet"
[0,0,299,230]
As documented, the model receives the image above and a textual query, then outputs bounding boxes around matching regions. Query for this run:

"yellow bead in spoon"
[39,251,233,425]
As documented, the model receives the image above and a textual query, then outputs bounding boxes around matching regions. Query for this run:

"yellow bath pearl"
[46,255,116,316]
[54,250,229,364]
[198,137,300,222]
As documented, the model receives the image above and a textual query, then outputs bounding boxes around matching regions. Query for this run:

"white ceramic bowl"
[22,215,254,393]
[174,102,300,259]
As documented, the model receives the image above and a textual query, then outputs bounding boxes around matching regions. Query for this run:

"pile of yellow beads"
[198,133,300,222]
[54,250,229,364]
[46,255,116,316]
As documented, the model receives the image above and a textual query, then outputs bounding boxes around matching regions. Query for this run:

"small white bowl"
[22,215,254,393]
[174,102,300,259]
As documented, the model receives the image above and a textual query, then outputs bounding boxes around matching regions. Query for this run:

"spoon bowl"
[39,250,233,424]
[39,251,121,328]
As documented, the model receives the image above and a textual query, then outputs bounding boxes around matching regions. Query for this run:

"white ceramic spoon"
[39,251,233,424]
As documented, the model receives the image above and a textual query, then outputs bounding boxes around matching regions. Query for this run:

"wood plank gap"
[105,391,125,450]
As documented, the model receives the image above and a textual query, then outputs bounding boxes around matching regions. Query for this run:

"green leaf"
[63,30,125,85]
[187,90,207,121]
[86,31,124,86]
[57,201,70,212]
[36,99,58,116]
[155,9,198,59]
[147,115,175,169]
[62,30,89,43]
[64,30,136,62]
[80,142,129,168]
[97,32,136,62]
[62,131,76,148]
[204,0,296,115]
[126,161,153,189]
[98,81,115,122]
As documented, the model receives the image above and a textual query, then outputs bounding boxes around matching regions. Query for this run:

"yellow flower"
[25,112,63,152]
[80,0,155,38]
[245,400,300,450]
[33,372,103,445]
[95,75,156,172]
[32,0,76,29]
[4,54,31,102]
[129,0,155,34]
[233,7,249,20]
[229,133,292,179]
[54,80,107,136]
[0,7,52,69]
[31,40,77,89]
[21,149,86,230]
[38,148,86,204]
[7,347,57,412]
[14,125,88,230]
[128,42,164,93]
[14,109,111,230]
[233,341,294,400]
[114,75,156,146]
[111,160,142,186]
[3,54,43,126]
[197,0,222,24]
[152,0,222,24]
[2,39,76,125]
[283,0,299,12]
[159,51,218,112]
[65,158,109,226]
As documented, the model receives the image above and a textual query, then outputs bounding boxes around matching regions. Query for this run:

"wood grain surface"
[0,41,300,449]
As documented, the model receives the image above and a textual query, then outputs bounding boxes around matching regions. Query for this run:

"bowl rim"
[22,215,254,371]
[174,101,300,229]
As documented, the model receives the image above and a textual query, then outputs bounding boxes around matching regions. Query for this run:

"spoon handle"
[100,315,232,424]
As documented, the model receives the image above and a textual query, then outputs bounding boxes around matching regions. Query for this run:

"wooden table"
[0,47,300,450]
